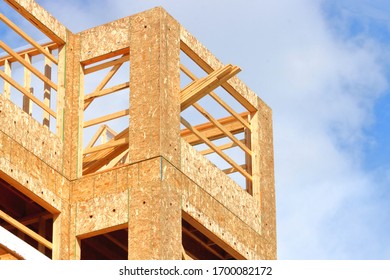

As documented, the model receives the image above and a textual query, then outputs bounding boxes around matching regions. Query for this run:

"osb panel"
[128,180,181,260]
[5,0,67,44]
[75,190,128,236]
[71,164,137,202]
[0,158,62,212]
[61,32,82,180]
[128,8,181,166]
[251,97,276,257]
[53,201,71,260]
[180,27,258,111]
[180,139,261,232]
[79,17,130,62]
[183,196,261,259]
[0,95,63,172]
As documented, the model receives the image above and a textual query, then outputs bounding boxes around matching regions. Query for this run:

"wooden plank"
[83,137,128,155]
[0,13,58,64]
[3,59,11,99]
[0,42,58,66]
[0,41,58,91]
[84,82,129,102]
[181,117,252,181]
[180,41,257,112]
[22,54,32,115]
[43,49,52,127]
[244,124,253,194]
[181,112,249,146]
[180,63,251,130]
[100,149,128,171]
[83,54,129,74]
[0,210,53,250]
[180,64,241,110]
[83,109,129,128]
[193,103,252,156]
[200,140,244,156]
[85,125,107,149]
[222,164,247,175]
[0,69,56,117]
[84,62,123,110]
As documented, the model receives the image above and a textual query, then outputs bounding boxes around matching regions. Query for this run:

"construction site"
[0,0,276,260]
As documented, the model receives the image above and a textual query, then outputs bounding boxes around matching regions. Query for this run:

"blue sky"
[2,0,390,259]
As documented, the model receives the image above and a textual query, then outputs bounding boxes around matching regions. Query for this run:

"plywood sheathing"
[128,8,181,167]
[180,27,259,112]
[79,17,131,63]
[5,0,67,44]
[61,31,83,180]
[251,98,277,259]
[0,95,63,172]
[180,140,262,232]
[128,157,181,260]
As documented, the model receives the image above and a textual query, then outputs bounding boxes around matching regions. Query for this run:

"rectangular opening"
[0,177,54,259]
[79,227,128,260]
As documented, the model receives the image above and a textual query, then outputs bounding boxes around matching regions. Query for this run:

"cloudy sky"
[2,0,390,259]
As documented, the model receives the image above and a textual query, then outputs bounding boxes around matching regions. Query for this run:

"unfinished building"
[0,0,276,260]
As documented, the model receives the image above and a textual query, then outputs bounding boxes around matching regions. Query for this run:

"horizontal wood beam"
[200,140,244,156]
[0,210,52,250]
[0,69,57,117]
[181,64,241,111]
[83,109,129,128]
[84,82,129,102]
[0,40,58,91]
[180,63,251,130]
[192,103,252,156]
[83,55,129,75]
[83,137,128,155]
[0,42,58,66]
[181,117,252,181]
[181,112,249,146]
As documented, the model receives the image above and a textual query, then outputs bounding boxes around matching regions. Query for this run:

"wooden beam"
[0,13,58,64]
[0,210,52,250]
[85,125,107,149]
[192,103,252,156]
[180,63,251,130]
[180,64,241,110]
[0,41,58,91]
[83,137,128,155]
[0,69,56,117]
[222,164,247,175]
[0,42,58,66]
[84,82,129,102]
[200,140,244,156]
[83,54,129,75]
[181,117,252,181]
[181,112,249,146]
[84,62,123,110]
[180,40,257,112]
[83,109,129,128]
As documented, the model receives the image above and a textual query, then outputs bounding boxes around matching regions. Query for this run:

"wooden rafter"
[181,41,257,113]
[83,56,127,110]
[0,13,58,64]
[181,116,252,181]
[0,69,56,117]
[192,103,252,156]
[84,82,129,102]
[181,64,241,111]
[181,112,249,146]
[83,128,129,175]
[200,140,244,156]
[180,63,251,130]
[0,42,58,66]
[84,55,129,75]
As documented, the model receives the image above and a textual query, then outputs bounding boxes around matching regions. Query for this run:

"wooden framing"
[0,1,276,261]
